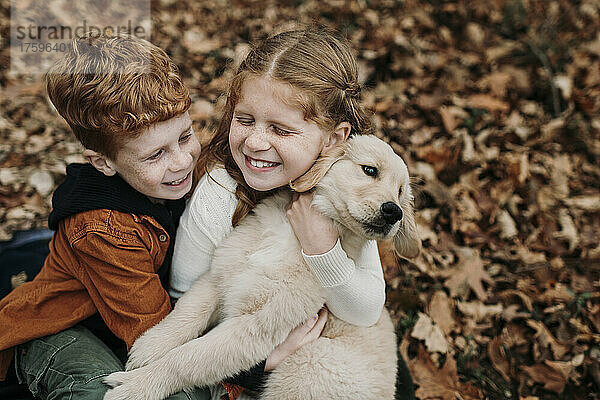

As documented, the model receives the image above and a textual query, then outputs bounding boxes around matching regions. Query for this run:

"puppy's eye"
[362,165,378,177]
[399,186,403,197]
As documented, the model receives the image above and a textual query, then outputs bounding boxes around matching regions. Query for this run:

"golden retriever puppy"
[103,135,420,400]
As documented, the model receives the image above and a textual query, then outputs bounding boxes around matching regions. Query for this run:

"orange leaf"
[467,94,510,112]
[411,345,481,400]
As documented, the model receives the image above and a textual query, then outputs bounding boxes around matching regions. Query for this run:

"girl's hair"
[197,28,373,226]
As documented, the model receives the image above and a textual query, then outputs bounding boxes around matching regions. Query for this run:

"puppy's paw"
[103,371,128,389]
[103,370,157,400]
[125,334,175,371]
[125,344,156,371]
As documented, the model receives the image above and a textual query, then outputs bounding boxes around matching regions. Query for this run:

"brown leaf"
[553,209,579,252]
[456,300,503,323]
[414,139,460,174]
[520,361,569,393]
[416,92,444,111]
[411,345,482,400]
[563,194,600,212]
[183,30,221,54]
[498,289,534,312]
[478,71,512,98]
[485,41,521,62]
[584,32,600,57]
[443,247,493,301]
[536,283,575,304]
[496,209,518,239]
[501,304,530,321]
[500,322,530,348]
[427,291,456,335]
[488,336,511,381]
[189,98,214,121]
[439,106,458,134]
[587,306,600,333]
[466,94,510,113]
[411,312,448,353]
[0,191,28,209]
[584,61,600,87]
[526,320,570,360]
[0,152,27,168]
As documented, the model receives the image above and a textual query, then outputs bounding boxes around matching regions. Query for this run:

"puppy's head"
[290,135,421,259]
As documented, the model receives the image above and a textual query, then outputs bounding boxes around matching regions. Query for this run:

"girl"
[170,28,386,399]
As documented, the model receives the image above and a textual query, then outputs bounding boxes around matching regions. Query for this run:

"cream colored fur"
[103,135,420,400]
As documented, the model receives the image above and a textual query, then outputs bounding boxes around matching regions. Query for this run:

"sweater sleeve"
[169,170,237,298]
[302,239,386,327]
[169,207,218,298]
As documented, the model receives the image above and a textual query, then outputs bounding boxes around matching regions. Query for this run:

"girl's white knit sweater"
[169,168,386,326]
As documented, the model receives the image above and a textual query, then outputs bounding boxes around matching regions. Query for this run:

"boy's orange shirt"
[0,208,173,380]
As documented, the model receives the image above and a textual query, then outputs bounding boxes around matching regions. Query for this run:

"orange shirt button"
[158,234,167,242]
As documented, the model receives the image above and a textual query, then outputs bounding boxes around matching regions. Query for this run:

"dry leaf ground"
[1,0,599,398]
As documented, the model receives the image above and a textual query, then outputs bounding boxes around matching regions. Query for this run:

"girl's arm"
[169,170,238,298]
[302,239,385,326]
[169,207,218,299]
[287,192,386,327]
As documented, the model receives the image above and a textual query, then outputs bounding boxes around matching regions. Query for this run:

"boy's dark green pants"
[14,325,210,400]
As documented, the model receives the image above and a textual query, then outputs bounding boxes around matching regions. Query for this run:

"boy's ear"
[321,122,351,154]
[83,149,117,177]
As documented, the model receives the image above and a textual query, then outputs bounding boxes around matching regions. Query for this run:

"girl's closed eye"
[272,125,295,136]
[235,116,254,126]
[179,128,193,143]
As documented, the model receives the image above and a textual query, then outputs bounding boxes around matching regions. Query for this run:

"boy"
[0,32,208,399]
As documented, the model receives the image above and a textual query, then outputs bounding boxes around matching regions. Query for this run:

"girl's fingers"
[312,308,328,334]
[303,308,328,345]
[291,192,300,203]
[264,308,329,371]
[286,312,319,343]
[287,191,300,210]
[301,312,319,333]
[292,308,327,341]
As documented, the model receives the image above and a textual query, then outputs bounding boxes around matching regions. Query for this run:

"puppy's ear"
[289,143,346,192]
[393,187,421,259]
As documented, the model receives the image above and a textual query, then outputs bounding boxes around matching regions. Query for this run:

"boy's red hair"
[46,32,191,160]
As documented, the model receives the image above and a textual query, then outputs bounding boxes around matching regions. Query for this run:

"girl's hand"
[264,308,328,371]
[286,192,338,255]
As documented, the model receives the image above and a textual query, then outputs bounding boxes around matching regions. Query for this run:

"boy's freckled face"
[228,76,330,192]
[109,112,201,201]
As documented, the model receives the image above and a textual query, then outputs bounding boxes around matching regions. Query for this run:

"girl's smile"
[229,76,331,192]
[245,155,281,171]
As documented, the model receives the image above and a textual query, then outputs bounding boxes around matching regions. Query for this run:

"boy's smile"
[92,112,201,201]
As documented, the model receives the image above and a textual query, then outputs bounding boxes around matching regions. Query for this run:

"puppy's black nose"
[381,202,403,224]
